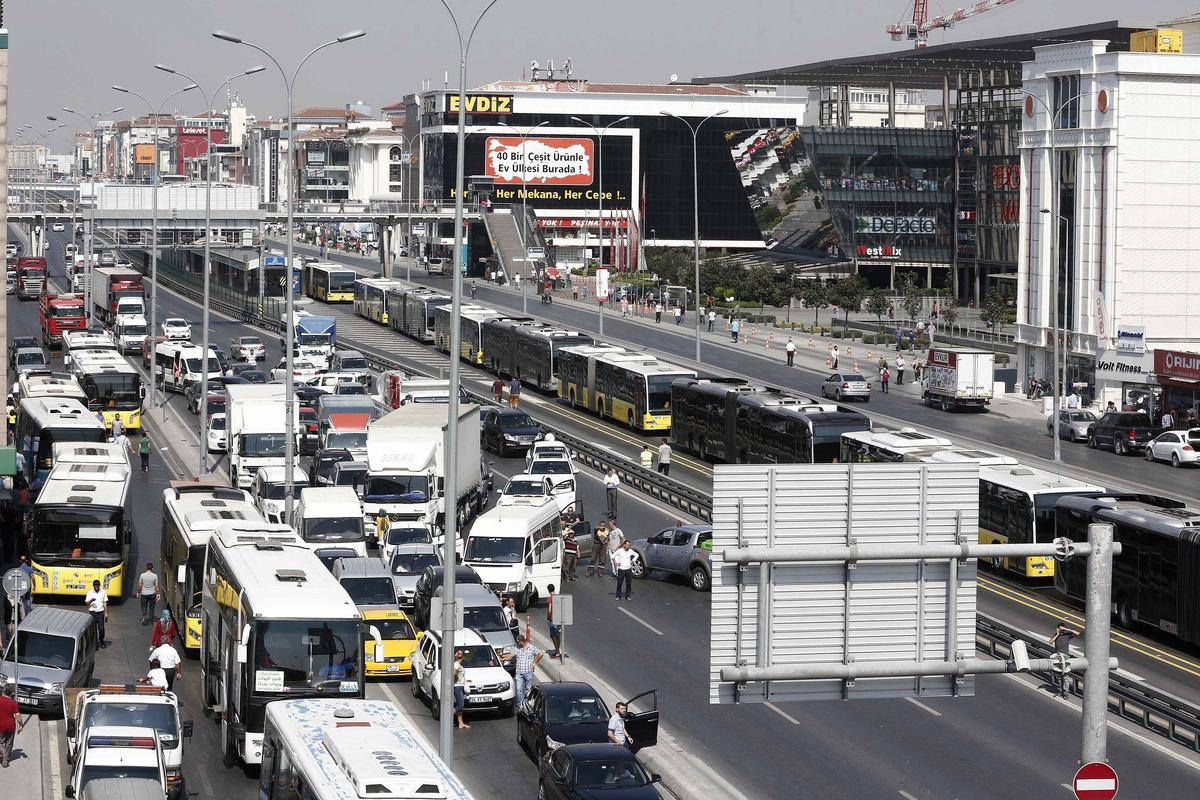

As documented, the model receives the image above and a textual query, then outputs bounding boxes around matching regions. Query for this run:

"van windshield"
[341,577,396,606]
[304,517,365,543]
[385,527,432,546]
[463,605,509,632]
[388,552,440,574]
[465,536,524,564]
[262,482,304,501]
[4,631,74,670]
[325,431,367,450]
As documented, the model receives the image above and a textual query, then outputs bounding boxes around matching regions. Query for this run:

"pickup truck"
[629,523,714,592]
[1087,411,1163,455]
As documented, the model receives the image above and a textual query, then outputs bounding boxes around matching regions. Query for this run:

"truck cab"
[65,726,169,800]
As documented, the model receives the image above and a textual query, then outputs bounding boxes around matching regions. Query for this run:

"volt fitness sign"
[855,215,937,235]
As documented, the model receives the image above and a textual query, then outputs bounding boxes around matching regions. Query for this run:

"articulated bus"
[15,397,107,481]
[159,482,266,654]
[479,320,593,392]
[12,370,88,406]
[302,262,356,303]
[478,316,538,375]
[556,345,696,432]
[670,377,872,463]
[260,699,476,800]
[354,277,408,325]
[1056,493,1200,646]
[977,465,1104,579]
[839,428,954,463]
[68,349,145,432]
[29,442,133,598]
[433,304,502,362]
[201,522,380,765]
[395,288,449,342]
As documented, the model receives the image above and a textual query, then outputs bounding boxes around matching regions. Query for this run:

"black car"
[518,683,659,764]
[212,374,250,388]
[538,744,662,800]
[1087,411,1163,455]
[411,565,484,629]
[289,382,326,405]
[230,365,268,383]
[480,407,541,457]
[185,379,225,413]
[308,447,353,486]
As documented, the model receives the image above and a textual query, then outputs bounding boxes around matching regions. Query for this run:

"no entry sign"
[1073,762,1118,800]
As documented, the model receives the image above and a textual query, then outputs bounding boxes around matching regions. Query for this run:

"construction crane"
[887,0,1020,49]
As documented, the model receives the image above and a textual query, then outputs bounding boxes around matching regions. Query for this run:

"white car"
[230,335,266,361]
[52,222,65,232]
[1144,429,1200,467]
[161,317,191,341]
[271,358,321,382]
[207,412,228,452]
[306,372,364,393]
[379,521,434,563]
[524,456,577,511]
[411,628,514,717]
[525,439,572,470]
[298,346,330,370]
[497,473,574,513]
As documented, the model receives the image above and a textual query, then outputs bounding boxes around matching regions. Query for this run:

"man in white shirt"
[608,702,633,748]
[656,439,672,476]
[605,520,624,577]
[149,641,182,691]
[786,337,797,367]
[84,580,109,648]
[142,661,169,690]
[604,468,620,519]
[612,539,637,601]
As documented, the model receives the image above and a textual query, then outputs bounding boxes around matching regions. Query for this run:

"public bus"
[201,522,380,765]
[556,345,696,432]
[353,277,407,325]
[259,699,475,800]
[433,304,501,362]
[670,377,871,463]
[15,396,107,481]
[62,329,119,368]
[839,428,954,463]
[302,262,356,303]
[29,442,133,599]
[68,349,145,432]
[12,371,88,406]
[159,482,266,654]
[398,288,449,342]
[480,320,592,392]
[478,316,538,376]
[1055,493,1200,646]
[977,465,1104,578]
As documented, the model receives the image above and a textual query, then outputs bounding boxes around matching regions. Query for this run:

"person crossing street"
[786,337,796,366]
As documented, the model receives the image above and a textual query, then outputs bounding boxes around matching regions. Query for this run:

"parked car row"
[1045,407,1200,468]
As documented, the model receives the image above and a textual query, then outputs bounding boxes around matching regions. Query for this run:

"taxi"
[362,609,418,678]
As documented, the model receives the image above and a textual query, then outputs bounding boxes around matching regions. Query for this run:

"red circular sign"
[1073,762,1118,800]
[1025,95,1035,117]
[1098,89,1109,114]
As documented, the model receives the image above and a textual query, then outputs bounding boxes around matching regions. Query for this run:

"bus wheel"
[627,411,635,428]
[1116,598,1133,628]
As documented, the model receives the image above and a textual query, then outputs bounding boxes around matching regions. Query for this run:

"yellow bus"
[303,262,357,303]
[29,442,132,599]
[556,345,695,432]
[68,348,145,432]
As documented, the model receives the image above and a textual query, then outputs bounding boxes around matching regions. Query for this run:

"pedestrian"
[895,355,906,385]
[508,376,521,409]
[16,557,33,617]
[514,273,521,292]
[603,468,620,518]
[562,534,579,582]
[878,356,887,373]
[0,684,24,768]
[149,639,181,692]
[588,522,610,577]
[502,596,518,633]
[831,345,839,370]
[880,366,890,393]
[151,609,178,648]
[110,415,123,440]
[707,308,716,332]
[491,377,504,404]
[731,318,740,343]
[606,518,625,573]
[511,632,543,708]
[112,428,131,456]
[656,438,672,476]
[138,433,151,473]
[1106,400,1117,413]
[612,539,636,600]
[785,337,796,367]
[639,445,654,470]
[141,660,169,690]
[546,584,563,656]
[85,579,109,648]
[453,650,470,729]
[608,701,634,749]
[136,562,159,625]
[654,302,663,323]
[1161,409,1175,430]
[1049,621,1080,697]
[674,305,683,325]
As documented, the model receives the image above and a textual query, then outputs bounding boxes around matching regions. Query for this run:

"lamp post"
[156,64,265,476]
[499,120,548,312]
[213,27,365,520]
[570,116,629,335]
[660,109,727,363]
[437,0,500,765]
[35,121,67,257]
[390,129,424,282]
[113,82,199,420]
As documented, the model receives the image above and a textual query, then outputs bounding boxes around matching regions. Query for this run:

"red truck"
[39,293,87,348]
[16,256,47,300]
[90,266,146,324]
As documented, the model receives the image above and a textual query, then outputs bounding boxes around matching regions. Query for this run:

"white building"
[1016,39,1200,410]
[803,86,927,128]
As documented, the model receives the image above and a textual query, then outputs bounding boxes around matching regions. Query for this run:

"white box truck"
[922,347,995,412]
[365,403,483,536]
[226,384,300,489]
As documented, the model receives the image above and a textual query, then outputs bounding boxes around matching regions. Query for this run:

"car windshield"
[252,620,360,694]
[241,371,267,383]
[3,631,73,670]
[458,644,500,669]
[335,384,368,395]
[501,413,535,429]
[316,454,350,479]
[1069,412,1094,422]
[17,352,46,365]
[530,461,571,475]
[545,693,609,724]
[240,433,288,457]
[575,759,651,788]
[341,577,395,606]
[503,480,545,497]
[366,617,415,641]
[82,703,177,740]
[338,356,367,370]
[463,605,509,632]
[210,416,226,431]
[464,536,524,564]
[303,517,364,543]
[263,482,305,501]
[365,475,428,503]
[385,527,432,546]
[326,432,367,450]
[389,552,440,574]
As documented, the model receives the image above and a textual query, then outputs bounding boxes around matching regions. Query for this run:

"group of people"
[638,439,673,476]
[490,376,522,408]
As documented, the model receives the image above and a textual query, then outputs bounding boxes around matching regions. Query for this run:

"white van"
[296,486,368,558]
[251,465,309,524]
[462,494,562,611]
[154,342,221,394]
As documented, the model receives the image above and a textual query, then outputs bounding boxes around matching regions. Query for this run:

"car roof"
[561,743,639,759]
[535,681,601,699]
[425,627,487,647]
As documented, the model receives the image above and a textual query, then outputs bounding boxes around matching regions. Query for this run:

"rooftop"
[294,106,372,120]
[477,80,747,96]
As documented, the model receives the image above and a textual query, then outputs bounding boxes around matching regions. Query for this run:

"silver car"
[13,346,49,374]
[1046,408,1101,441]
[387,543,442,608]
[820,372,871,402]
[230,335,266,361]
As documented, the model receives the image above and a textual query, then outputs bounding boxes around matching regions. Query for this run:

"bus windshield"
[252,620,360,694]
[364,475,428,503]
[240,433,288,457]
[32,506,123,563]
[303,517,364,543]
[328,272,356,292]
[82,373,142,409]
[647,375,683,413]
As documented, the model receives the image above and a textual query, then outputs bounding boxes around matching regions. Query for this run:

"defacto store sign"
[1096,349,1155,383]
[1155,349,1200,382]
[856,215,937,235]
[447,94,513,114]
[1114,324,1145,354]
[485,137,594,185]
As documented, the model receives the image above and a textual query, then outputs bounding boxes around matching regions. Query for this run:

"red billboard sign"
[484,137,594,185]
[1155,349,1200,381]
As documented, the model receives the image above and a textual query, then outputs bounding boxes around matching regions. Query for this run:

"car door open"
[622,689,659,751]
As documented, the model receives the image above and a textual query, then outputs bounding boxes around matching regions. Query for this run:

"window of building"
[1051,74,1080,129]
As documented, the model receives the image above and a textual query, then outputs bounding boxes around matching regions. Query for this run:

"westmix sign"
[484,137,594,185]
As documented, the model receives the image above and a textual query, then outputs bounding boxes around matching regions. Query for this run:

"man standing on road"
[491,377,504,404]
[707,308,716,332]
[639,445,653,470]
[0,684,25,768]
[546,584,563,657]
[136,562,159,625]
[588,522,610,577]
[112,428,131,458]
[138,434,152,473]
[730,317,740,343]
[654,302,663,324]
[511,633,543,708]
[149,639,182,692]
[110,416,123,440]
[656,439,672,476]
[1050,621,1080,698]
[1161,409,1175,430]
[509,377,521,409]
[562,534,579,582]
[673,305,683,325]
[612,539,636,600]
[831,345,839,370]
[608,702,633,749]
[85,579,109,649]
[604,468,620,518]
[785,337,796,367]
[880,366,890,394]
[895,355,906,385]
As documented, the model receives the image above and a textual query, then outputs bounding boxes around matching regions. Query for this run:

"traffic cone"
[847,344,854,357]
[808,337,814,349]
[854,361,859,373]
[765,332,773,349]
[825,354,831,368]
[867,348,873,362]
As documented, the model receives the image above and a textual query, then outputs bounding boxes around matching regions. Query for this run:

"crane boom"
[925,0,1018,33]
[887,0,1020,48]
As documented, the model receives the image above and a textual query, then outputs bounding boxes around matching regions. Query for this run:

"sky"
[9,0,1199,150]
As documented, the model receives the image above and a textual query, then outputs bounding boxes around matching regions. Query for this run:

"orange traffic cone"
[825,354,832,368]
[854,361,860,373]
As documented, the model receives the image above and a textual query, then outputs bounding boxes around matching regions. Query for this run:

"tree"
[940,301,959,332]
[795,279,828,326]
[898,273,923,325]
[863,288,893,332]
[979,288,1008,336]
[827,275,868,330]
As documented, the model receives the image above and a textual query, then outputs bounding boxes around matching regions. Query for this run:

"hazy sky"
[9,0,1196,150]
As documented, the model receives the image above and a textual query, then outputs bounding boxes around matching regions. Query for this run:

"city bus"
[302,262,356,303]
[12,370,88,406]
[259,699,475,800]
[1055,493,1200,646]
[484,321,591,392]
[433,303,501,361]
[556,345,696,432]
[15,397,107,481]
[159,482,266,654]
[478,315,538,376]
[399,288,449,342]
[201,522,381,765]
[353,277,407,325]
[61,329,119,368]
[68,348,145,432]
[839,428,954,463]
[977,465,1104,578]
[29,442,133,599]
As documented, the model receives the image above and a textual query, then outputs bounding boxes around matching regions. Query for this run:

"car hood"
[571,786,661,800]
[2,659,71,688]
[391,575,420,593]
[544,720,609,747]
[478,628,517,652]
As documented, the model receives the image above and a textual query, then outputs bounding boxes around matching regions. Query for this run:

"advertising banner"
[1096,349,1155,383]
[1114,324,1144,354]
[485,137,594,185]
[595,267,609,301]
[134,144,155,165]
[1155,349,1200,382]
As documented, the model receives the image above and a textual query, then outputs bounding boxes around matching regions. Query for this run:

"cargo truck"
[226,383,300,489]
[91,266,146,325]
[16,255,47,299]
[922,347,995,412]
[39,293,87,348]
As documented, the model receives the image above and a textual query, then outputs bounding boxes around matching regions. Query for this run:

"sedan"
[161,317,191,341]
[51,222,65,232]
[271,358,321,382]
[497,475,555,507]
[1047,408,1102,442]
[1144,429,1200,467]
[480,407,541,457]
[538,744,662,800]
[235,368,268,384]
[230,335,266,361]
[385,544,441,608]
[207,412,227,453]
[820,372,871,402]
[519,683,659,764]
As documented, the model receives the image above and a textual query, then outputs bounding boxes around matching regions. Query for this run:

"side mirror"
[66,719,76,738]
[525,553,533,567]
[650,773,663,784]
[236,643,248,665]
[65,788,76,799]
[181,720,194,740]
[177,564,187,585]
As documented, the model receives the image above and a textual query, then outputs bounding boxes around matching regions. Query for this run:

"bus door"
[1138,539,1171,630]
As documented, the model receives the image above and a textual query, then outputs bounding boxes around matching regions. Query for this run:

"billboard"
[484,137,594,185]
[134,144,155,165]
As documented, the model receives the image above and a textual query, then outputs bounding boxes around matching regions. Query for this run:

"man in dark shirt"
[1049,622,1081,697]
[0,684,24,768]
[562,532,580,582]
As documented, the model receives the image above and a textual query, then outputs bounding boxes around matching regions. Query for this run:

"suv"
[480,407,542,457]
[410,628,514,718]
[411,565,485,629]
[629,524,714,592]
[1087,411,1163,455]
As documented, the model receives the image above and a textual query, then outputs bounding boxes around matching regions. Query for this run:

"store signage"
[537,218,628,229]
[485,137,594,185]
[1155,349,1200,382]
[447,94,513,114]
[412,223,426,236]
[856,245,903,259]
[1095,349,1154,383]
[178,127,206,135]
[1113,324,1144,354]
[991,163,1020,191]
[855,215,937,235]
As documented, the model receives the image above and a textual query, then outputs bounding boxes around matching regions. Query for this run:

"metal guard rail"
[976,613,1200,752]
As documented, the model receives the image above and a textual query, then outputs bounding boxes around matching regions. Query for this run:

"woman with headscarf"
[151,609,177,648]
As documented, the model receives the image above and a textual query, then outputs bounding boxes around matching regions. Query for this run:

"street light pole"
[156,64,265,476]
[214,28,365,521]
[499,120,548,313]
[438,0,500,765]
[661,109,727,363]
[570,116,629,336]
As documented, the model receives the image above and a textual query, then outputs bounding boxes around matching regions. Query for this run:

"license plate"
[386,665,401,673]
[468,696,492,704]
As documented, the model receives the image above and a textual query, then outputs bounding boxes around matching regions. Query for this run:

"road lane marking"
[764,702,800,725]
[904,696,943,717]
[618,606,664,636]
[899,791,921,800]
[1060,784,1073,793]
[47,719,62,795]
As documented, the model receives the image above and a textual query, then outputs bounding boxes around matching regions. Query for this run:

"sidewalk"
[4,711,47,796]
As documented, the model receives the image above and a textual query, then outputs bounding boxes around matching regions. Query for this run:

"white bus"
[68,348,145,432]
[62,329,119,368]
[201,523,382,765]
[15,396,107,481]
[839,428,954,463]
[159,482,265,654]
[12,370,88,405]
[260,699,474,800]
